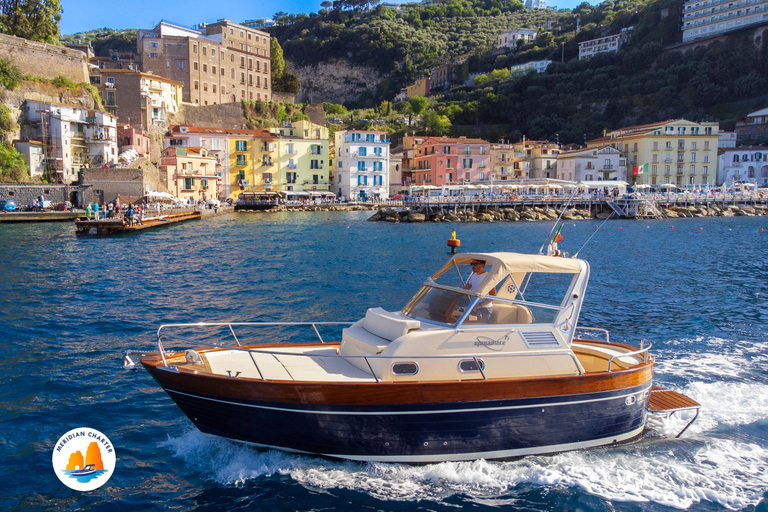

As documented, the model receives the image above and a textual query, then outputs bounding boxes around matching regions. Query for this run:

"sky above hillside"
[60,0,593,35]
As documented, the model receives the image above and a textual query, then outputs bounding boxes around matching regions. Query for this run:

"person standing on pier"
[85,203,92,220]
[93,202,99,221]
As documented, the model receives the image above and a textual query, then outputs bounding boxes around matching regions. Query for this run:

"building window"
[194,81,198,90]
[203,64,207,73]
[178,61,184,69]
[194,62,198,71]
[235,140,248,151]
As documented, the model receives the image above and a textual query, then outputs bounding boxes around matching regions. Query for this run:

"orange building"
[160,146,219,202]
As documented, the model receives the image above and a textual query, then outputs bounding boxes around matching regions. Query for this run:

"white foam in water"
[161,427,768,509]
[158,337,768,509]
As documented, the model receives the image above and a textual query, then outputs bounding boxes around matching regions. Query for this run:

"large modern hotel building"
[682,0,767,42]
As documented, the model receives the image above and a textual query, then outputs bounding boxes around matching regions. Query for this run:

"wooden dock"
[74,211,202,234]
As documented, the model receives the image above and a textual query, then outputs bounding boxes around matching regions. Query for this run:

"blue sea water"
[1,211,767,511]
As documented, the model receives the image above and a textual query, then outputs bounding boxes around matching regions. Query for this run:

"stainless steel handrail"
[607,340,652,372]
[574,326,611,343]
[156,321,354,367]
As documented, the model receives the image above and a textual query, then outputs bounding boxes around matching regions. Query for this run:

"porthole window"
[391,362,419,375]
[458,359,485,373]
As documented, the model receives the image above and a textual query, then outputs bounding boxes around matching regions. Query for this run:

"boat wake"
[159,341,768,510]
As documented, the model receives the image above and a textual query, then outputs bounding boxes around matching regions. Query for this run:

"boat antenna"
[573,211,615,258]
[538,184,579,255]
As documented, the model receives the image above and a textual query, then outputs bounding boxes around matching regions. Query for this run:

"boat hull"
[143,358,653,463]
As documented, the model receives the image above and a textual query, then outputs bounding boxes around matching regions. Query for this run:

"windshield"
[404,285,562,326]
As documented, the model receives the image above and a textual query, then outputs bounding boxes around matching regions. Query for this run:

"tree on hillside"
[0,0,62,44]
[270,37,301,94]
[410,96,429,117]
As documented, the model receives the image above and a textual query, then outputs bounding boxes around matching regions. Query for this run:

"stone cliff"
[288,58,381,105]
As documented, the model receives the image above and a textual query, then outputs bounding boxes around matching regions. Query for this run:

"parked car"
[3,200,16,212]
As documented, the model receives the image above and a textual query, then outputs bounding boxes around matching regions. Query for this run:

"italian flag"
[633,163,648,175]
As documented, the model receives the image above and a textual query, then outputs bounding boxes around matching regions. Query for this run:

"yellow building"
[228,129,277,199]
[406,77,430,99]
[511,140,561,179]
[587,119,719,188]
[270,120,330,194]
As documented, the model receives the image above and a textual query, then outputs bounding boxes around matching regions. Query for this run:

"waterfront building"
[510,59,552,75]
[556,146,626,182]
[490,143,524,181]
[137,19,271,105]
[512,140,561,179]
[682,0,768,43]
[389,149,404,196]
[117,125,151,161]
[21,100,118,184]
[587,119,720,188]
[497,28,538,49]
[160,145,219,202]
[271,120,330,196]
[735,107,768,143]
[165,125,230,198]
[412,137,491,186]
[718,146,768,186]
[334,130,391,201]
[228,129,278,197]
[406,77,430,98]
[578,30,631,60]
[90,70,182,129]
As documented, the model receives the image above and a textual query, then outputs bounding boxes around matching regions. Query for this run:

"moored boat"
[130,251,699,463]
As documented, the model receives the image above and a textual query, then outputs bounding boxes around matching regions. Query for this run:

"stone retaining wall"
[0,33,88,83]
[0,184,86,207]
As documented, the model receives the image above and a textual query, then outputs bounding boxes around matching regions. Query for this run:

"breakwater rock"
[366,204,768,223]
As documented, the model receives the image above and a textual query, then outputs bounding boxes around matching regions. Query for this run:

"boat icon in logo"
[52,427,116,491]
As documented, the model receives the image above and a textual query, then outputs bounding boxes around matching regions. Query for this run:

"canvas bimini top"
[429,252,588,297]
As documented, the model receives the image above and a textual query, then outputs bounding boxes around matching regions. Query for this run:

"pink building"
[117,125,151,160]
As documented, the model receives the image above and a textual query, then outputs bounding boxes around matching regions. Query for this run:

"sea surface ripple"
[0,212,766,511]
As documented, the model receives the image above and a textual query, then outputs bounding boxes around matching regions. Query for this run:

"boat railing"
[606,339,652,372]
[155,321,354,367]
[151,322,591,382]
[574,326,611,343]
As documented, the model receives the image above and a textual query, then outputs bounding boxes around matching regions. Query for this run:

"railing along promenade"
[390,191,768,212]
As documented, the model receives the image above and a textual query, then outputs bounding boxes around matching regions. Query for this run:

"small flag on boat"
[553,225,563,243]
[633,163,648,175]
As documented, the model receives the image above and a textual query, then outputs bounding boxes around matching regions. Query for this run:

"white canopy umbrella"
[660,183,676,189]
[635,184,650,189]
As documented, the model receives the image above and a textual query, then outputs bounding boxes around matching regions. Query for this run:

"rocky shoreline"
[366,204,768,223]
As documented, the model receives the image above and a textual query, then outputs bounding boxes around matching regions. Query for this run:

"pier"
[74,210,202,234]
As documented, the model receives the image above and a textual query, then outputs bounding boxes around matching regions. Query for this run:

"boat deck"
[648,385,701,412]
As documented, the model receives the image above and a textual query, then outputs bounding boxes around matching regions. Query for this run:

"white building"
[525,0,547,9]
[497,28,538,49]
[21,100,118,183]
[682,0,768,43]
[334,130,391,201]
[718,131,738,148]
[510,59,552,75]
[718,147,768,186]
[556,146,627,183]
[578,29,631,60]
[12,140,45,180]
